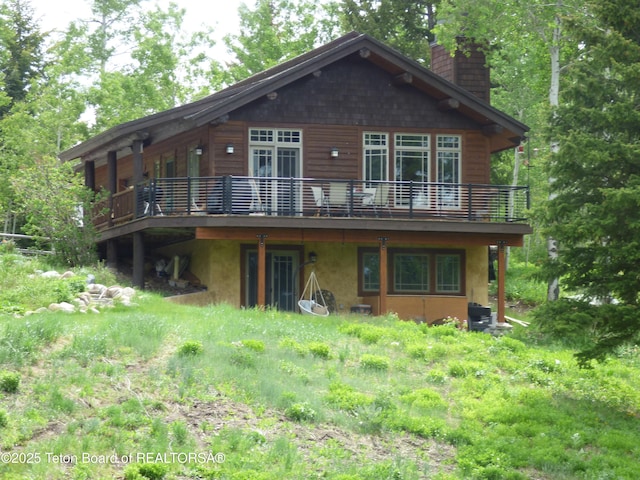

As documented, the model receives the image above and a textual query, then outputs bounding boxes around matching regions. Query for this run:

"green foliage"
[176,340,203,356]
[339,0,435,64]
[223,0,336,83]
[540,0,640,362]
[359,354,390,371]
[0,408,7,428]
[241,339,265,352]
[325,381,373,412]
[307,341,331,359]
[0,370,20,393]
[284,402,317,422]
[11,158,99,267]
[124,462,168,480]
[533,299,640,367]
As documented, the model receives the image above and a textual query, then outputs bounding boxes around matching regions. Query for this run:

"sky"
[30,0,251,59]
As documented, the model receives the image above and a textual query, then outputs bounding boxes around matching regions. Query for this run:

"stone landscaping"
[22,270,136,316]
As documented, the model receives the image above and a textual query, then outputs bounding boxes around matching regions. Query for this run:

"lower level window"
[359,248,464,295]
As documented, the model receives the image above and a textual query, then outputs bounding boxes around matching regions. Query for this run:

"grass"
[1,254,640,479]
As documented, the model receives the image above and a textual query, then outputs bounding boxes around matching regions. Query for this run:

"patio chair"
[371,184,391,217]
[310,186,328,216]
[249,179,266,213]
[328,182,348,216]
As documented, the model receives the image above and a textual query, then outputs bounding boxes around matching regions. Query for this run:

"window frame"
[394,133,431,208]
[363,132,389,184]
[358,247,465,296]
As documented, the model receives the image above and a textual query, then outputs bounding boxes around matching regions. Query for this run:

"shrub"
[124,462,168,480]
[325,382,372,412]
[307,341,331,359]
[285,402,317,422]
[177,340,203,356]
[0,371,20,393]
[241,339,265,352]
[0,409,7,428]
[360,354,390,371]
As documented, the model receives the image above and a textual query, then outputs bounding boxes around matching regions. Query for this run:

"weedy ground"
[0,253,639,479]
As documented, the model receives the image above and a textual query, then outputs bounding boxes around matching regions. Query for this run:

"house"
[59,32,531,324]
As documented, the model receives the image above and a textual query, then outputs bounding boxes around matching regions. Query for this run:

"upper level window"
[436,135,461,208]
[363,132,389,183]
[395,134,430,207]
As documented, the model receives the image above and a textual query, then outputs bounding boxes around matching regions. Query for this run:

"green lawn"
[1,252,639,479]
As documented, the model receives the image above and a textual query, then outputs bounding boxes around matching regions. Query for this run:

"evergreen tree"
[338,0,436,65]
[0,0,45,118]
[539,0,640,364]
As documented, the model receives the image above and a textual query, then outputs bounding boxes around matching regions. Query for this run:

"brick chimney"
[430,38,490,103]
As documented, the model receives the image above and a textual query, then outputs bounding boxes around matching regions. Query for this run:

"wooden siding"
[463,131,491,184]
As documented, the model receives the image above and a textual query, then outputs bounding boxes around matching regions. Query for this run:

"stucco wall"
[155,240,490,317]
[156,239,240,307]
[466,245,489,306]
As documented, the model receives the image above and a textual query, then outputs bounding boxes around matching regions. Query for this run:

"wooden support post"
[85,160,95,191]
[132,140,144,183]
[378,237,388,315]
[106,239,118,270]
[107,151,117,228]
[497,240,507,323]
[257,234,268,309]
[132,232,145,289]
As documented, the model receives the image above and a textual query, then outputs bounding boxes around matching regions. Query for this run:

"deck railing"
[94,176,530,228]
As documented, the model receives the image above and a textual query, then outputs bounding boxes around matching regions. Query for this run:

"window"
[364,132,388,183]
[358,248,464,295]
[249,128,302,213]
[436,135,461,208]
[394,253,430,292]
[395,134,430,207]
[362,251,380,292]
[436,254,461,293]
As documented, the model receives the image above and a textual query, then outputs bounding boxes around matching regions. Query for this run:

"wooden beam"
[195,227,525,247]
[379,237,388,315]
[437,98,460,111]
[482,124,504,136]
[392,72,413,86]
[497,240,506,323]
[257,234,267,308]
[85,160,95,191]
[106,239,118,270]
[132,232,145,289]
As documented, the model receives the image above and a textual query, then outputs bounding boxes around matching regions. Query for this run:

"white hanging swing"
[298,271,329,316]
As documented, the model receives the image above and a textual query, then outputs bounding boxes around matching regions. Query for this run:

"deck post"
[106,239,118,270]
[132,232,145,289]
[107,151,117,227]
[497,240,507,323]
[378,237,388,315]
[257,234,268,309]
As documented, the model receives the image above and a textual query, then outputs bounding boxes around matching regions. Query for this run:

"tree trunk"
[547,8,562,301]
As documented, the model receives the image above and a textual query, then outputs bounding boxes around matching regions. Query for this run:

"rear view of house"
[59,32,531,323]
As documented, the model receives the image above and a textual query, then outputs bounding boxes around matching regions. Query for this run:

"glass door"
[245,250,300,311]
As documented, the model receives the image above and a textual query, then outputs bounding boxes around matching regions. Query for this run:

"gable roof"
[59,31,528,163]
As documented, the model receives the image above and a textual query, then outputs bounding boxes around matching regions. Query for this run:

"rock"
[49,302,75,313]
[41,271,61,279]
[87,283,107,296]
[61,271,75,279]
[106,286,124,299]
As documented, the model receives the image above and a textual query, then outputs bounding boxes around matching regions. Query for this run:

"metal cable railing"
[103,176,529,226]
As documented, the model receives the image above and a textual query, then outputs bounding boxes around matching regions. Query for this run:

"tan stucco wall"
[300,242,361,315]
[156,239,241,307]
[466,245,489,306]
[155,240,490,317]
